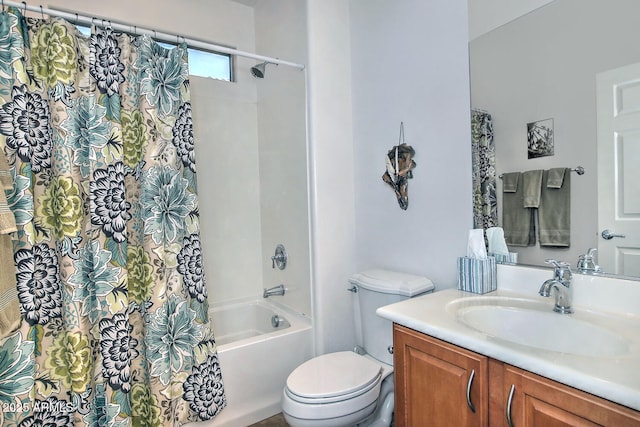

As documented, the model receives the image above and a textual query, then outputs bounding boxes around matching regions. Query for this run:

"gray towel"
[502,172,535,246]
[502,172,519,192]
[547,167,566,189]
[539,168,570,247]
[522,169,543,208]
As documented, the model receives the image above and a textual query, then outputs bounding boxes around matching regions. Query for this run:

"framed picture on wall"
[527,118,554,159]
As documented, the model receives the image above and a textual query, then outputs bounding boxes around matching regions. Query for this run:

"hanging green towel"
[502,172,519,192]
[502,172,535,246]
[522,169,543,208]
[546,167,566,189]
[539,168,571,247]
[0,151,20,339]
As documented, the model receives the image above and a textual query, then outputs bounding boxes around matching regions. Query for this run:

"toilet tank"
[349,269,434,365]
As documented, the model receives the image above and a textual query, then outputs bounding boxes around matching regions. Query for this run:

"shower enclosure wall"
[190,1,313,425]
[192,0,311,318]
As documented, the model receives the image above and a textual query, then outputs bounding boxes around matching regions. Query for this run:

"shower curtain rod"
[3,0,305,70]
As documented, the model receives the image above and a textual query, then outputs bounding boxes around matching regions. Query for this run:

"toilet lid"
[286,351,382,399]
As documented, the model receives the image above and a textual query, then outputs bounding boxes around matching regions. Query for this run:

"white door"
[596,62,640,276]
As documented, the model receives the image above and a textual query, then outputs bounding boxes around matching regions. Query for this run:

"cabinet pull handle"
[466,369,476,413]
[506,384,516,427]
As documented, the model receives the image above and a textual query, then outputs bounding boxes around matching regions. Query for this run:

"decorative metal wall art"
[382,122,416,210]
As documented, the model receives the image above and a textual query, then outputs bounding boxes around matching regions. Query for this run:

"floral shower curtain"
[0,10,225,426]
[471,109,497,230]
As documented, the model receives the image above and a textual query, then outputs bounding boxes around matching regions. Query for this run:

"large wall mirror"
[469,0,640,279]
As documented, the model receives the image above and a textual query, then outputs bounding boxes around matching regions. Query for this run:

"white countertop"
[377,287,640,411]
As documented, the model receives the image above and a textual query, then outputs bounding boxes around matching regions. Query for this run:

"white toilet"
[282,269,434,427]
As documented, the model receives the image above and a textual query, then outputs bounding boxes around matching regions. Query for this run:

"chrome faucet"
[263,284,286,298]
[538,259,573,314]
[577,248,601,274]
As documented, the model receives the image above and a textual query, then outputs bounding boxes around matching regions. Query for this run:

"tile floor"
[248,413,289,427]
[249,412,395,426]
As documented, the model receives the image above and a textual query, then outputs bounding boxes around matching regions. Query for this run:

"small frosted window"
[76,26,233,81]
[186,48,232,81]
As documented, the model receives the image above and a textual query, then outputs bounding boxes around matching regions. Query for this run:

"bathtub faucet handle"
[271,244,288,270]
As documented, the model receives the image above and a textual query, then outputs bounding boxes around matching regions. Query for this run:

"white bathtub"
[193,298,312,427]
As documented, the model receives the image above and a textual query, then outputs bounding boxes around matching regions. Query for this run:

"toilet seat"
[286,351,383,402]
[282,351,385,423]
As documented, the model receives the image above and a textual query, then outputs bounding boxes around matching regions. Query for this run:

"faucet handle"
[577,248,601,273]
[545,259,572,281]
[271,244,288,270]
[545,259,569,269]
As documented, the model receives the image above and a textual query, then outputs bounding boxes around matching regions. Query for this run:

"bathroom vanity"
[393,325,639,426]
[377,264,640,426]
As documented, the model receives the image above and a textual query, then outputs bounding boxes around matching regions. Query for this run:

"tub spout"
[263,284,286,298]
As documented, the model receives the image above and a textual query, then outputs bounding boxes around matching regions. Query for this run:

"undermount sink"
[449,297,630,357]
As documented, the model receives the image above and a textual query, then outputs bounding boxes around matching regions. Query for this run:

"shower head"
[250,61,275,78]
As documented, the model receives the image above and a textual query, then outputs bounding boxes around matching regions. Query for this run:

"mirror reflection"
[469,0,640,278]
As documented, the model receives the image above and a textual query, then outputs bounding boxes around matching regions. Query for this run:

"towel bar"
[499,166,584,179]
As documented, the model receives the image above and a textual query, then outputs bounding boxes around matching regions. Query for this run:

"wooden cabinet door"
[394,324,489,427]
[501,364,640,427]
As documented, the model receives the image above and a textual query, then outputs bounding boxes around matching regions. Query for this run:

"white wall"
[45,0,256,52]
[469,0,640,267]
[467,0,553,41]
[307,0,472,355]
[191,75,265,303]
[350,0,473,287]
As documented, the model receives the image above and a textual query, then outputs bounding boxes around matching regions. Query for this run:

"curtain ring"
[92,17,96,27]
[74,12,78,25]
[39,5,44,19]
[21,1,26,15]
